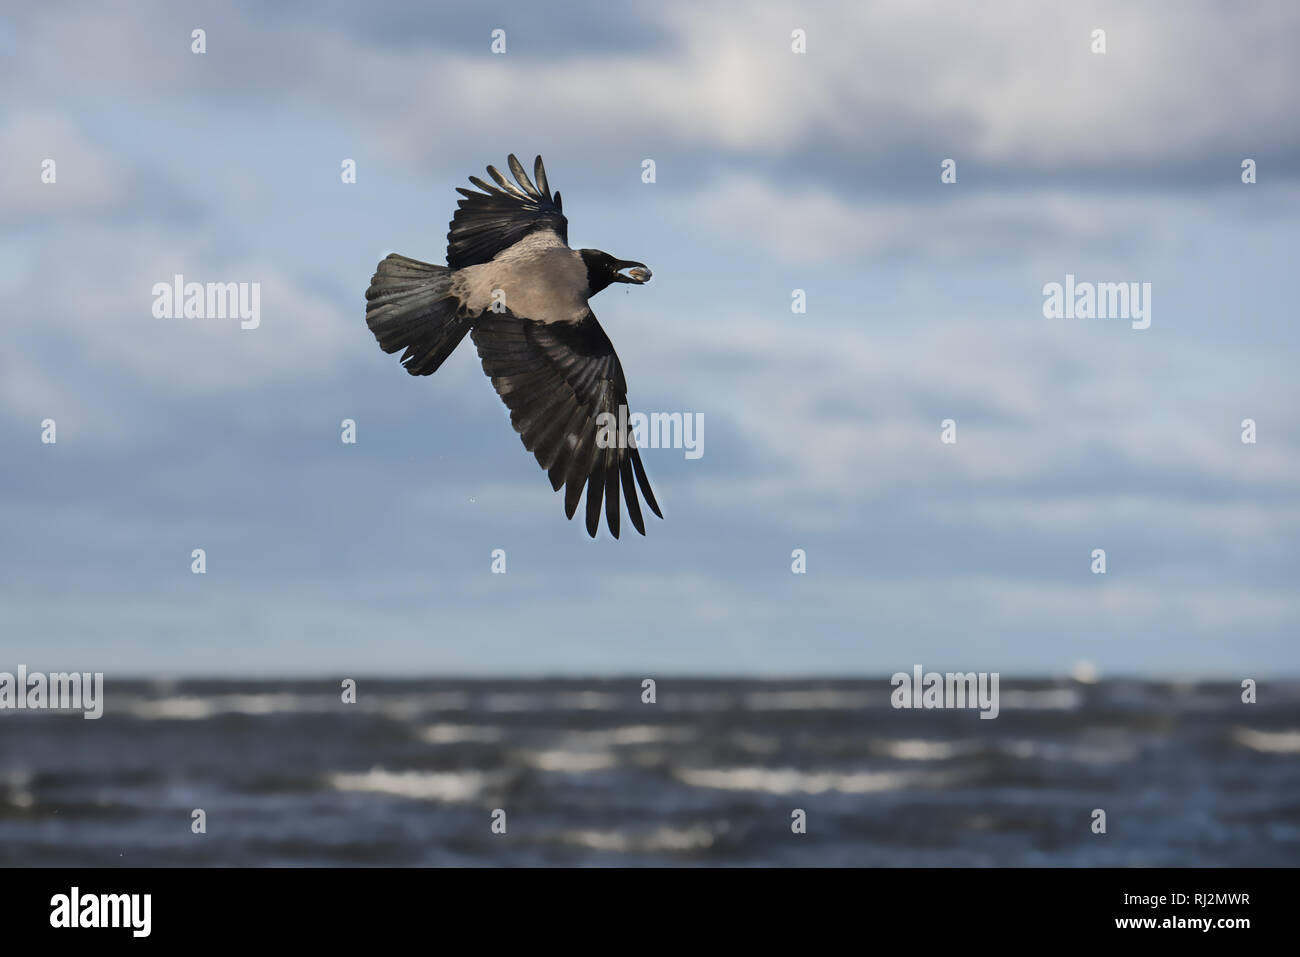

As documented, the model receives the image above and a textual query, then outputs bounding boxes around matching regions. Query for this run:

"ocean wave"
[480,691,621,713]
[1000,738,1139,764]
[113,693,329,720]
[0,771,35,811]
[419,724,504,744]
[560,725,696,747]
[362,694,473,719]
[673,766,962,795]
[873,739,983,761]
[742,690,879,711]
[729,732,782,754]
[523,750,619,773]
[996,689,1082,711]
[1232,727,1300,753]
[547,826,717,853]
[111,691,476,721]
[327,768,494,803]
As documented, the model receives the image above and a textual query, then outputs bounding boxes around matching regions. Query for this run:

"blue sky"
[1,1,1298,676]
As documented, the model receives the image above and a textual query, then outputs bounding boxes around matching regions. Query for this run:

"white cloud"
[0,222,359,435]
[615,311,1300,530]
[10,1,1300,174]
[670,172,1300,263]
[0,112,128,221]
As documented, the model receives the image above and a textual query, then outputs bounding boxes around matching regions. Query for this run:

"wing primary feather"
[448,155,568,268]
[620,457,645,535]
[508,154,540,198]
[565,480,581,519]
[564,422,599,510]
[533,156,549,198]
[630,448,662,518]
[486,165,528,200]
[584,470,604,538]
[565,446,596,518]
[549,459,568,492]
[604,461,620,539]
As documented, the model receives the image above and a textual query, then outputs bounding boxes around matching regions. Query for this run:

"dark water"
[1,678,1297,866]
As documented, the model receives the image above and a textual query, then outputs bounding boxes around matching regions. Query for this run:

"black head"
[579,249,652,297]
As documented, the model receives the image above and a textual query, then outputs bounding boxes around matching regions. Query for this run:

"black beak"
[614,261,652,284]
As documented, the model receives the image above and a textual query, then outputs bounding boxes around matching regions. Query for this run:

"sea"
[1,677,1297,866]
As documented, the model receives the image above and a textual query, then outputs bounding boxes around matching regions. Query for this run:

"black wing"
[471,311,662,538]
[446,155,568,269]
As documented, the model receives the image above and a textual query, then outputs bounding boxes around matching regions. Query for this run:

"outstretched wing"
[471,311,662,538]
[446,154,568,269]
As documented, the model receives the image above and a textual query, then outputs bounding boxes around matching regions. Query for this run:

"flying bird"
[365,154,661,538]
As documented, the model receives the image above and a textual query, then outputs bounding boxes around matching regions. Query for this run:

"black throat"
[580,249,620,297]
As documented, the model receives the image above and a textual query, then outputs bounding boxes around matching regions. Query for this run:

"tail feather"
[365,254,472,376]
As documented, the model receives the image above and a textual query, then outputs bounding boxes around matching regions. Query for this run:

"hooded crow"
[364,154,662,539]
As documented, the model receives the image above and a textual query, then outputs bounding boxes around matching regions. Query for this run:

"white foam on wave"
[561,725,696,747]
[113,691,475,721]
[1232,727,1300,753]
[876,739,981,761]
[114,693,327,720]
[553,826,717,853]
[1001,738,1138,764]
[419,724,504,744]
[524,750,619,773]
[674,766,959,795]
[328,768,492,802]
[1,771,35,810]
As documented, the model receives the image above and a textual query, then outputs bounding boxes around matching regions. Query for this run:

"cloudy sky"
[2,1,1297,677]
